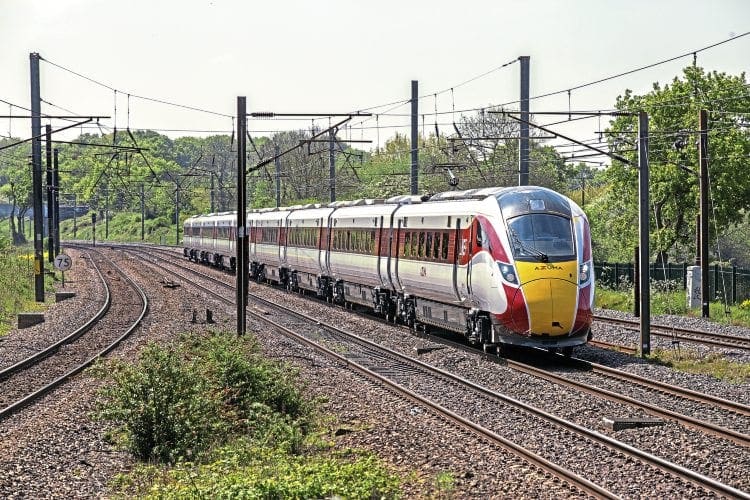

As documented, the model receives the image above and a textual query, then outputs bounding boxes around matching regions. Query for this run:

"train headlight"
[498,262,518,284]
[579,263,590,284]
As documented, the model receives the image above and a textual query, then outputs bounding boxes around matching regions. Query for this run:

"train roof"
[186,186,579,221]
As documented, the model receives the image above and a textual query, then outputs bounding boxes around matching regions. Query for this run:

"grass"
[595,283,750,329]
[59,211,179,245]
[596,283,750,381]
[0,244,55,335]
[647,348,750,384]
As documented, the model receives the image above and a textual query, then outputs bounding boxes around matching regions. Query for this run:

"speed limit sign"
[53,253,72,271]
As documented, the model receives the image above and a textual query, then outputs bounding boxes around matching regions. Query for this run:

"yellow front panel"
[515,261,578,336]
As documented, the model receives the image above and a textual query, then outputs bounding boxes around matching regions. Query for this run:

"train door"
[388,214,401,291]
[251,218,257,260]
[455,217,470,301]
[279,217,288,265]
[323,213,333,275]
[466,218,477,296]
[315,218,323,274]
[392,219,404,291]
[383,206,403,292]
[452,217,464,302]
[377,216,389,287]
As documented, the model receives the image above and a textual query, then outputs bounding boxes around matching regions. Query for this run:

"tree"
[353,112,572,200]
[0,138,32,244]
[595,66,750,263]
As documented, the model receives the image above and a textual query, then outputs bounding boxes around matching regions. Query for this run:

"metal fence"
[594,261,750,305]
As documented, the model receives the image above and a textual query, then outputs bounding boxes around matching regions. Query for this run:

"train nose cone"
[519,278,577,336]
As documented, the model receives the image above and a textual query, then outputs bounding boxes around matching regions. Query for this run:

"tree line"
[1,66,748,266]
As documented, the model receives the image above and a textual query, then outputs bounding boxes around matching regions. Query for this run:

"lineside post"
[46,125,54,262]
[175,186,180,245]
[53,148,60,255]
[518,56,530,186]
[236,96,248,336]
[274,145,281,208]
[698,109,710,318]
[638,111,650,356]
[329,130,336,202]
[105,184,109,239]
[140,183,145,240]
[410,80,418,195]
[73,194,77,238]
[30,52,45,301]
[633,246,640,318]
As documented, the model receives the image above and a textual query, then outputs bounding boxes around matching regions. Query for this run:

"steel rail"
[253,308,618,499]
[0,252,111,380]
[0,247,148,420]
[420,330,750,447]
[576,356,750,417]
[505,357,750,447]
[595,315,750,351]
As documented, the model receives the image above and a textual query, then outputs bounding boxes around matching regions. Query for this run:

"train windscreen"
[507,214,574,262]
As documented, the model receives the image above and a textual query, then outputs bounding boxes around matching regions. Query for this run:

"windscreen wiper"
[509,228,548,263]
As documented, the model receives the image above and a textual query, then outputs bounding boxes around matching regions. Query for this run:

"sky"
[1,0,749,157]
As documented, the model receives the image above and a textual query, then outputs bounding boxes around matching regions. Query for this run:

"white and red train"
[183,186,594,353]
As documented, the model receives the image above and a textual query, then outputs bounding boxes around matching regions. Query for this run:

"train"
[183,186,594,354]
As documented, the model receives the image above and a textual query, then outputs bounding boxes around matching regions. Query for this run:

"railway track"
[0,248,148,420]
[594,315,750,352]
[428,333,750,446]
[132,245,750,444]
[121,244,749,498]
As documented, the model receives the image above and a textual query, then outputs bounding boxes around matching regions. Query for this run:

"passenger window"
[433,232,440,259]
[441,232,449,260]
[404,233,411,257]
[426,233,433,260]
[418,232,425,258]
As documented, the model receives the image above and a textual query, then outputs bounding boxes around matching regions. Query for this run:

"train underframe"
[246,262,589,355]
[184,248,589,355]
[185,248,236,273]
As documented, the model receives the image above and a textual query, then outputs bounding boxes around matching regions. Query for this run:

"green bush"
[95,344,218,463]
[94,331,312,464]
